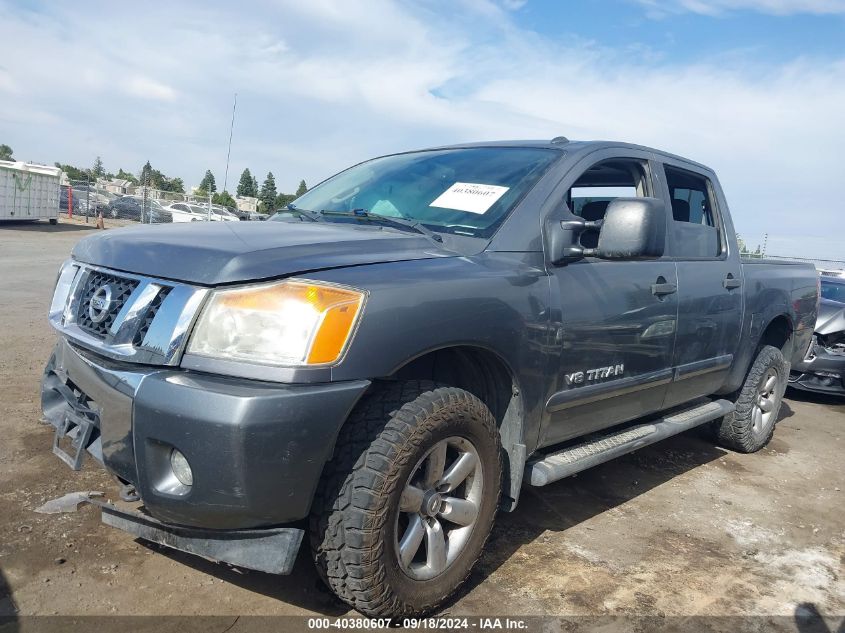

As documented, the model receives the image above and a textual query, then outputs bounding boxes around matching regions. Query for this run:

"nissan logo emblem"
[88,284,114,323]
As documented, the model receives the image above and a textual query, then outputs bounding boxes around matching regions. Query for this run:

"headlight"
[186,279,366,366]
[50,259,79,323]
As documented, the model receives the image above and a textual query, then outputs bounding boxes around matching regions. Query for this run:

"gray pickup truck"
[41,139,818,616]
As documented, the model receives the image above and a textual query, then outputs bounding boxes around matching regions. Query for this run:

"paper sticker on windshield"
[429,182,509,214]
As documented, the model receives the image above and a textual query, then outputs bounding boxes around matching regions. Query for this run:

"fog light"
[170,449,193,486]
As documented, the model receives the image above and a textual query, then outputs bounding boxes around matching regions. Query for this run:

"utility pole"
[142,165,149,224]
[223,93,237,193]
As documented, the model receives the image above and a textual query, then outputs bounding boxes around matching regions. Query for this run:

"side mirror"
[596,197,665,260]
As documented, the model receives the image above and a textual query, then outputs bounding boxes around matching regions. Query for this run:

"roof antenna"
[550,136,569,144]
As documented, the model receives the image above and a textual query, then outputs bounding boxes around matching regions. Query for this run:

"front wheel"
[309,381,502,617]
[715,345,787,453]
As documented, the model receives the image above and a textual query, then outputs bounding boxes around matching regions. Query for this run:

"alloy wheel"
[754,368,779,433]
[394,436,483,581]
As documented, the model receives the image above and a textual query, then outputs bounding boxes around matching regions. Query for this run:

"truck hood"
[72,220,455,285]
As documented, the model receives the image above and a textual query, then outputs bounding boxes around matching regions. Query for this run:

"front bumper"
[788,346,845,396]
[42,337,370,530]
[98,502,303,574]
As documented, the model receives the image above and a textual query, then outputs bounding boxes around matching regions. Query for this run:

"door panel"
[664,260,742,406]
[542,259,678,447]
[659,163,743,407]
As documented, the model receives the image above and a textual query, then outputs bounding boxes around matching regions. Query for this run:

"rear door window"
[664,165,724,259]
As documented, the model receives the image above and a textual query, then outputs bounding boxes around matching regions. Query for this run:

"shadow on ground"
[785,387,845,409]
[140,536,348,616]
[0,566,18,631]
[452,428,734,608]
[0,220,98,233]
[794,602,845,633]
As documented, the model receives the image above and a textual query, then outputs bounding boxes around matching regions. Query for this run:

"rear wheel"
[309,381,501,617]
[715,345,787,453]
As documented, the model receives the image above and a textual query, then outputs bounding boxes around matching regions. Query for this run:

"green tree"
[115,168,138,184]
[198,170,217,194]
[92,156,105,178]
[237,168,256,197]
[295,179,308,197]
[0,144,13,161]
[252,175,259,195]
[161,177,185,194]
[136,161,184,193]
[55,162,91,182]
[274,192,296,209]
[213,190,238,211]
[139,161,153,185]
[259,172,277,210]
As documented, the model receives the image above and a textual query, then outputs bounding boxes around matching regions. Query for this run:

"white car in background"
[197,203,240,221]
[164,202,209,222]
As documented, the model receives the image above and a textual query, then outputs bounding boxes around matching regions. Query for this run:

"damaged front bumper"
[98,501,303,574]
[789,336,845,396]
[40,336,370,573]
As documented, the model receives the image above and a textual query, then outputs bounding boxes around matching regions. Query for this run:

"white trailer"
[0,160,62,224]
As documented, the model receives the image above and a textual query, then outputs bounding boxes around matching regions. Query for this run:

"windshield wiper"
[285,203,324,222]
[319,209,444,244]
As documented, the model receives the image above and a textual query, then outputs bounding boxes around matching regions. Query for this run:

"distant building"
[236,195,258,213]
[98,178,134,195]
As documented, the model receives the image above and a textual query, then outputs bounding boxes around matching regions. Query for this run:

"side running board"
[526,398,735,487]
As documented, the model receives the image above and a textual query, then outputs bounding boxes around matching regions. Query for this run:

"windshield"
[821,279,845,304]
[270,147,559,237]
[188,205,206,214]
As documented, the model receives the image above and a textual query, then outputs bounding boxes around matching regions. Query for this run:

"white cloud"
[122,76,178,101]
[634,0,845,16]
[0,66,20,95]
[0,0,842,259]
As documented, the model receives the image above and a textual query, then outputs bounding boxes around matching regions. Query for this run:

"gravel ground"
[0,218,843,631]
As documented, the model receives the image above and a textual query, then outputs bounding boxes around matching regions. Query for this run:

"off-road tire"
[309,380,502,617]
[715,345,787,453]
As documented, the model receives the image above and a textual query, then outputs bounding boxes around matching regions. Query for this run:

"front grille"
[49,261,207,366]
[76,271,140,337]
[133,286,171,346]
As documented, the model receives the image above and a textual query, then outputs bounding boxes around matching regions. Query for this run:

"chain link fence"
[58,175,245,225]
[743,253,845,272]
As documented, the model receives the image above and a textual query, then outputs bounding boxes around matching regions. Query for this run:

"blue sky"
[519,1,845,65]
[1,0,843,258]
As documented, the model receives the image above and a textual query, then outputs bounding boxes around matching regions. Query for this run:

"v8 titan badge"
[429,182,509,214]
